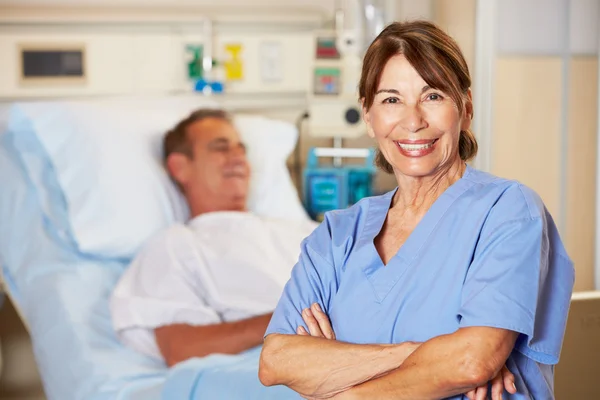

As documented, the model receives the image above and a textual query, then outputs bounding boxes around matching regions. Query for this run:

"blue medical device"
[303,147,376,221]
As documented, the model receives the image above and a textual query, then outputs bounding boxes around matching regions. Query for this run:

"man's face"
[182,117,250,212]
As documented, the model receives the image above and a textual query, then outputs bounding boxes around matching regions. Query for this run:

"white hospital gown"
[110,211,318,360]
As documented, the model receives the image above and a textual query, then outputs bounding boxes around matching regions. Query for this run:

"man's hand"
[464,364,517,400]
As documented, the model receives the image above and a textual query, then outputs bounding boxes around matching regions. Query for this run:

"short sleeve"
[265,220,338,337]
[458,216,574,365]
[110,226,221,332]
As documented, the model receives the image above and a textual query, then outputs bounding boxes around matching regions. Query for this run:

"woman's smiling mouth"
[395,139,438,157]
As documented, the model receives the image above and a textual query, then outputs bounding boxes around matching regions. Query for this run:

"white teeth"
[397,141,435,151]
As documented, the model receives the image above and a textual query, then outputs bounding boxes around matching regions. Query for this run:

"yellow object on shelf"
[224,43,243,81]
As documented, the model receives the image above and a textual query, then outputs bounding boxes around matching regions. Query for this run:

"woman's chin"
[393,159,442,179]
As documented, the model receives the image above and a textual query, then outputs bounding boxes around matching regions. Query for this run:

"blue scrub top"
[265,165,574,400]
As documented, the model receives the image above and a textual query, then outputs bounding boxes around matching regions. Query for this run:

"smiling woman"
[359,20,477,179]
[259,20,575,400]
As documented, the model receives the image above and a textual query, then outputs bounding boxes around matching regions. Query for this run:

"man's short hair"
[163,108,232,163]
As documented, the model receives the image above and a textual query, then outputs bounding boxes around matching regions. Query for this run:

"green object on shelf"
[186,45,203,80]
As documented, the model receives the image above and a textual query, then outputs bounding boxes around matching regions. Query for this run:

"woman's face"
[363,54,471,180]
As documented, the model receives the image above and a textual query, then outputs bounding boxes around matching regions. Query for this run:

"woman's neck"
[391,160,466,214]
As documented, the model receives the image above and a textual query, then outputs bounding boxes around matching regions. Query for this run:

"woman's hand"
[465,365,517,400]
[297,303,336,340]
[296,303,337,400]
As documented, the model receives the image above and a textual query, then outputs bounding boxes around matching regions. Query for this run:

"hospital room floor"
[0,297,46,400]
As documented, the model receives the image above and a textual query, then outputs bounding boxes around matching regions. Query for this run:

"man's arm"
[155,313,272,367]
[334,326,519,400]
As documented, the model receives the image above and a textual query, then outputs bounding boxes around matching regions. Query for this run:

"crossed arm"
[259,303,518,400]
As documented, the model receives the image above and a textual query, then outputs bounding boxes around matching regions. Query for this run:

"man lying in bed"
[110,109,317,367]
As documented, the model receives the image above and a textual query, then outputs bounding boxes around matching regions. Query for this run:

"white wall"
[0,0,335,12]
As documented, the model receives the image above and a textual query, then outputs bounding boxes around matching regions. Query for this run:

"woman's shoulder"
[466,167,573,266]
[465,166,546,221]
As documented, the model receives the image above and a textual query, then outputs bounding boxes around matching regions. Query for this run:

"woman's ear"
[461,89,474,131]
[362,100,376,139]
[166,153,191,187]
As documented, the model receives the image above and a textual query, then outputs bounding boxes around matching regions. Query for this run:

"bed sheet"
[163,347,300,399]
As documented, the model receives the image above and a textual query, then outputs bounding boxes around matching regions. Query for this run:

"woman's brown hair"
[359,20,478,173]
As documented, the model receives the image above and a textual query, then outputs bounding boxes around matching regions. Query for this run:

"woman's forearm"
[259,334,417,399]
[336,327,518,400]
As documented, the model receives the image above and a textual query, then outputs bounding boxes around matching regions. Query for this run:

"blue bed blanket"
[162,347,301,400]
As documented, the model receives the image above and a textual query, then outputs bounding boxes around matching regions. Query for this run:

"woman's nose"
[400,104,427,133]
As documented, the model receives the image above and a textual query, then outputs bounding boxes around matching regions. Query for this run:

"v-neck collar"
[357,164,475,302]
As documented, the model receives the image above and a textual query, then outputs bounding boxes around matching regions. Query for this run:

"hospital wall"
[492,57,598,292]
[490,0,599,292]
[0,0,598,292]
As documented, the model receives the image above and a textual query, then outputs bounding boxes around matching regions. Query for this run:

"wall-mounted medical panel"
[0,33,137,98]
[19,43,86,85]
[213,33,312,94]
[0,31,314,99]
[0,13,319,100]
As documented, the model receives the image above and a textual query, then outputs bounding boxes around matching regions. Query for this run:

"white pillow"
[237,115,307,221]
[6,97,308,259]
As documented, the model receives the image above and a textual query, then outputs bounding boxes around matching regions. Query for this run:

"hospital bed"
[0,96,306,400]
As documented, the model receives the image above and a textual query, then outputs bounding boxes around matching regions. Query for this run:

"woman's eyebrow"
[375,88,400,95]
[374,85,432,95]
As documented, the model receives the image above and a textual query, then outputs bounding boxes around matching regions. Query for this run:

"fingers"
[490,371,504,400]
[296,326,309,335]
[310,303,336,340]
[467,365,516,400]
[302,307,324,337]
[502,365,517,394]
[475,385,487,400]
[298,303,336,340]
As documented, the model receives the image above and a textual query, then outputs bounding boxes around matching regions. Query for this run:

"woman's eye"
[383,97,400,104]
[426,93,443,101]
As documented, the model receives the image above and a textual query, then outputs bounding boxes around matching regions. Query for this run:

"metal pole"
[594,1,600,289]
[333,136,343,167]
[472,0,497,172]
[558,0,571,239]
